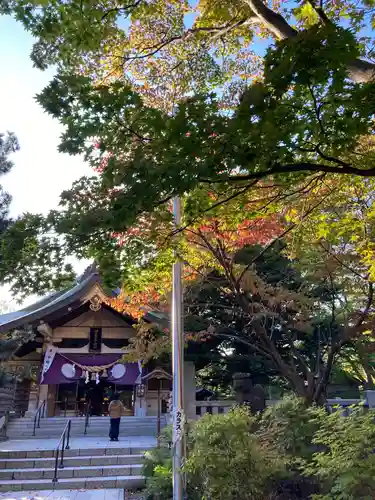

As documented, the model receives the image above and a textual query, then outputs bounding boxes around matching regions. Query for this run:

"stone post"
[365,390,375,408]
[233,373,253,405]
[0,412,9,442]
[232,374,266,414]
[24,385,39,418]
[46,385,56,417]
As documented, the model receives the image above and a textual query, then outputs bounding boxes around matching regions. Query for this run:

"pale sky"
[0,16,92,306]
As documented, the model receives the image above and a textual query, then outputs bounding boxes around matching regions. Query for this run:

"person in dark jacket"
[108,393,125,441]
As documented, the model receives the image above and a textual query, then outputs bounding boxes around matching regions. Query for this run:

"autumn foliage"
[192,215,281,250]
[107,207,283,320]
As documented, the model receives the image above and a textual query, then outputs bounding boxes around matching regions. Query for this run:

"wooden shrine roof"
[0,265,131,333]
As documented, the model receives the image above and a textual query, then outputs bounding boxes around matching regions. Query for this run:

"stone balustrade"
[194,392,375,420]
[195,400,234,418]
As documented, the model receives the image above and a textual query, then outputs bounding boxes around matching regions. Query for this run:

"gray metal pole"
[172,196,184,500]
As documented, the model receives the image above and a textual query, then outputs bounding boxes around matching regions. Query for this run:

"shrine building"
[0,266,196,421]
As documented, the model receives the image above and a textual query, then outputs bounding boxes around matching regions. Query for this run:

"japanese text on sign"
[173,408,185,443]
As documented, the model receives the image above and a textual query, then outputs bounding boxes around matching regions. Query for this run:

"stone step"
[9,420,157,424]
[0,489,125,500]
[8,425,157,430]
[7,428,159,439]
[9,421,156,427]
[8,423,157,429]
[0,463,143,480]
[9,422,157,427]
[7,417,161,438]
[7,432,157,439]
[0,474,144,492]
[0,453,144,469]
[0,446,152,459]
[9,417,158,423]
[7,429,157,435]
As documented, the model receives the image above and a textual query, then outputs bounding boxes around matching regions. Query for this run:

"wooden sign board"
[89,327,102,353]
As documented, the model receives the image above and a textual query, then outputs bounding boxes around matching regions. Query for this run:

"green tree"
[0,132,18,233]
[124,229,373,403]
[1,4,375,403]
[2,28,375,296]
[1,2,375,298]
[3,0,375,104]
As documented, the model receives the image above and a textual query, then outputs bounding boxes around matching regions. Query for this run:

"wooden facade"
[0,266,196,420]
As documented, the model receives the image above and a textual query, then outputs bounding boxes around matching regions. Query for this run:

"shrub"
[259,396,326,464]
[257,396,326,499]
[144,461,172,500]
[184,406,286,500]
[304,406,375,500]
[143,398,375,500]
[143,426,173,500]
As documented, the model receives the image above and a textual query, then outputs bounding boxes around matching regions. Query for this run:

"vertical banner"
[135,360,143,384]
[40,345,57,383]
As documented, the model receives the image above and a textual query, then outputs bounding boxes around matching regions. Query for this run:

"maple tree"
[1,1,375,297]
[1,1,375,400]
[122,222,374,403]
[105,182,374,403]
[282,174,375,389]
[3,0,375,108]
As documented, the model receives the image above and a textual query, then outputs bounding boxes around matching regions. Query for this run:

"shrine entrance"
[54,380,135,416]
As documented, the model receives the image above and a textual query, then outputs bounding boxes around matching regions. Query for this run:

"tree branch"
[318,241,368,281]
[308,84,326,139]
[244,0,375,83]
[315,146,350,168]
[124,16,256,62]
[223,162,375,183]
[313,281,374,402]
[244,0,297,38]
[307,0,331,23]
[169,181,259,240]
[313,344,336,402]
[236,182,337,287]
[101,2,142,21]
[354,281,374,329]
[213,332,274,360]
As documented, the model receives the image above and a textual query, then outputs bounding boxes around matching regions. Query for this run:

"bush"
[184,406,286,500]
[143,398,375,500]
[304,406,375,499]
[259,396,326,464]
[144,460,172,500]
[143,426,173,500]
[260,397,375,499]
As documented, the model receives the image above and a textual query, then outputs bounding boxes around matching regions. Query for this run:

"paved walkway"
[0,489,123,500]
[0,437,156,452]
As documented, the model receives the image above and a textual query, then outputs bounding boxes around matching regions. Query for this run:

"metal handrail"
[84,401,91,435]
[52,419,71,483]
[32,400,46,436]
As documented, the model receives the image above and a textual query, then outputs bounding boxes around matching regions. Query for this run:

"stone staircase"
[0,442,150,492]
[6,416,160,439]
